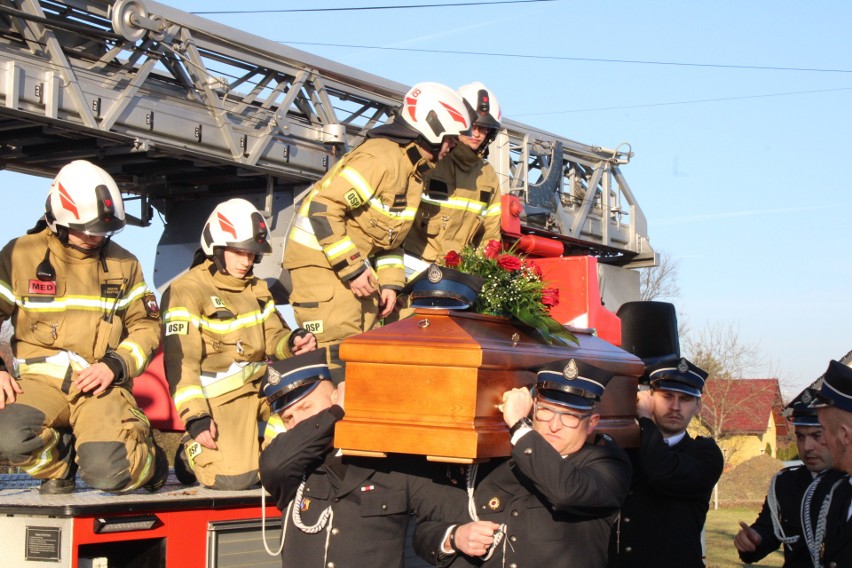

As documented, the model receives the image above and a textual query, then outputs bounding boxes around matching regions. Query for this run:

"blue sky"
[2,1,850,394]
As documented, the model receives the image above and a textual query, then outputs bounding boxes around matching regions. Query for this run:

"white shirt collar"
[664,431,687,447]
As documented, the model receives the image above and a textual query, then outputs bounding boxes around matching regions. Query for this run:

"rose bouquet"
[443,240,578,346]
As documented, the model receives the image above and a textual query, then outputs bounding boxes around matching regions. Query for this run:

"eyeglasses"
[533,403,591,429]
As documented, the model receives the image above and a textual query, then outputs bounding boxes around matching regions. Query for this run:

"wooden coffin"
[335,309,642,462]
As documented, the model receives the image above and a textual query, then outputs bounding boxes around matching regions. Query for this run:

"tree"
[639,250,680,301]
[684,323,770,509]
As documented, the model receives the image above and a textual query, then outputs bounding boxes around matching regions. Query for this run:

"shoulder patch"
[344,189,364,209]
[165,321,189,336]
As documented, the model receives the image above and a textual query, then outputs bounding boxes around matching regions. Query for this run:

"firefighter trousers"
[0,376,157,492]
[179,386,270,491]
[289,264,381,346]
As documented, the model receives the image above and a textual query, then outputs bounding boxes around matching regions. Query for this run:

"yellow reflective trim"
[340,167,375,202]
[375,256,404,271]
[174,385,205,408]
[367,197,417,221]
[420,194,488,215]
[163,307,200,327]
[118,340,147,372]
[322,237,357,260]
[199,362,265,398]
[17,362,69,380]
[288,224,322,250]
[298,188,320,215]
[0,280,15,305]
[198,301,276,334]
[23,428,61,476]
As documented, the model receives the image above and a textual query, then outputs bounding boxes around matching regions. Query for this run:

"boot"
[143,437,169,492]
[39,460,78,495]
[173,442,197,485]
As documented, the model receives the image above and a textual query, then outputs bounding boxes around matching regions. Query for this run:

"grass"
[704,506,784,568]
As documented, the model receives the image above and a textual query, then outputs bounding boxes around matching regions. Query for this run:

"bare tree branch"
[639,251,680,301]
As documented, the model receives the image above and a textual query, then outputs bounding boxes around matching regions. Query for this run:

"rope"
[260,487,286,556]
[766,472,800,545]
[802,475,843,568]
[465,464,508,563]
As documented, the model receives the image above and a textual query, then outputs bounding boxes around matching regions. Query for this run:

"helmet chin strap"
[212,249,229,275]
[53,226,112,271]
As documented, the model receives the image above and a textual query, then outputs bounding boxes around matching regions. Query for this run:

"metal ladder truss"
[0,0,655,269]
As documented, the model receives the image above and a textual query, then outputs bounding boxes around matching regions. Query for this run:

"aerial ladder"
[0,0,655,303]
[0,3,658,566]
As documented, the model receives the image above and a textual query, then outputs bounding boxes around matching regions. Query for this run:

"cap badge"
[427,264,444,284]
[677,359,689,373]
[801,390,812,404]
[267,366,281,386]
[487,497,500,510]
[563,359,579,380]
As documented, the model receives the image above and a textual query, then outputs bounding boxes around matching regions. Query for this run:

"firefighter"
[402,82,503,273]
[735,386,841,567]
[808,360,852,567]
[258,349,468,568]
[283,82,470,352]
[607,357,724,568]
[413,359,632,568]
[0,160,166,494]
[162,198,316,491]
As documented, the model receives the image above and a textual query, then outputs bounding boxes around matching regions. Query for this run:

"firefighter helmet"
[399,82,470,146]
[200,198,272,256]
[45,160,125,237]
[458,82,501,130]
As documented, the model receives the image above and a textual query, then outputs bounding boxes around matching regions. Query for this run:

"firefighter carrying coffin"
[335,310,642,462]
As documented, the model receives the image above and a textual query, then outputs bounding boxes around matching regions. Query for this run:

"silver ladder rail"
[0,0,654,268]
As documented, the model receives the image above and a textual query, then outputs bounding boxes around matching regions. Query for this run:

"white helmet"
[458,82,501,131]
[400,82,470,146]
[45,160,125,237]
[201,198,272,257]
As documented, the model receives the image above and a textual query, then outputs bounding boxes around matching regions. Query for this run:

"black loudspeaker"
[617,301,680,380]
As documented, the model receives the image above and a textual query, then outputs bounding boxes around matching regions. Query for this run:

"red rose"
[541,287,560,307]
[524,260,543,278]
[483,240,502,260]
[444,250,461,268]
[497,254,522,271]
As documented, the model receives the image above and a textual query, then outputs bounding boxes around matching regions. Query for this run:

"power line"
[514,87,852,116]
[281,41,852,74]
[191,0,552,15]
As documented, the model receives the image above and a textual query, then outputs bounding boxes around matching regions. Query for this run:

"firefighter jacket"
[161,260,295,428]
[404,142,502,264]
[0,228,159,385]
[284,137,433,291]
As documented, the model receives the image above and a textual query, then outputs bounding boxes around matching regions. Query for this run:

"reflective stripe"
[340,167,376,202]
[367,197,417,221]
[375,256,404,271]
[16,350,90,380]
[323,237,357,261]
[0,280,15,305]
[1,281,150,314]
[421,194,488,215]
[118,340,147,373]
[174,385,204,408]
[24,428,60,476]
[199,361,266,399]
[288,224,322,251]
[484,202,502,217]
[165,302,278,335]
[264,414,287,441]
[124,445,154,491]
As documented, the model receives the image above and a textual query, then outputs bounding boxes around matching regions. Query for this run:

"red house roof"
[700,378,788,437]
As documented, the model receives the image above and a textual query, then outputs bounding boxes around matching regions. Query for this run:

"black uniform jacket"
[259,405,468,568]
[608,417,724,568]
[739,465,816,566]
[807,471,852,568]
[413,430,632,568]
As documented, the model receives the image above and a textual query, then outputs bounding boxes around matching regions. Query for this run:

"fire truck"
[0,1,657,566]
